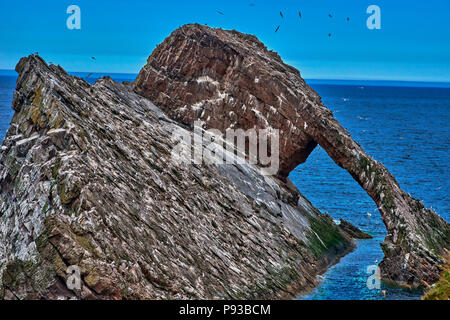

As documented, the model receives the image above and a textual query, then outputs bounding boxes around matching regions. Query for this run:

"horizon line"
[1,69,450,88]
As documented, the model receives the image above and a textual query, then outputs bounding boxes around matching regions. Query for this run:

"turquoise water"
[0,74,448,300]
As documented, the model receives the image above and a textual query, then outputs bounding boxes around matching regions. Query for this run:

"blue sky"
[0,0,449,82]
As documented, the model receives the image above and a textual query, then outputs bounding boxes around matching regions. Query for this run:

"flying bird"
[347,17,350,21]
[298,11,302,19]
[275,25,280,33]
[249,3,255,6]
[217,11,224,15]
[91,56,96,60]
[85,73,93,80]
[328,33,332,37]
[329,14,333,18]
[280,11,284,18]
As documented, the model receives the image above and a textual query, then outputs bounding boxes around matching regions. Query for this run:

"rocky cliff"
[0,55,357,299]
[134,24,449,289]
[422,250,450,300]
[1,24,448,300]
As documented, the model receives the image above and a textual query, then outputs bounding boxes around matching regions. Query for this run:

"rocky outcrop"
[338,220,373,240]
[422,250,450,300]
[134,24,449,289]
[0,55,356,300]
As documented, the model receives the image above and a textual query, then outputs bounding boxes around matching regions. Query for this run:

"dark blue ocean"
[0,72,448,300]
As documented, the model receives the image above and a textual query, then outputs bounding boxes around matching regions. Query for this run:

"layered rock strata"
[134,24,449,289]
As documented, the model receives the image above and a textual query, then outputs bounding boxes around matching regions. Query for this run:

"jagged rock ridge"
[0,55,356,299]
[134,24,449,289]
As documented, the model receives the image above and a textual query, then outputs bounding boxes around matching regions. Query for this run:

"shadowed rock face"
[0,55,355,300]
[134,24,449,289]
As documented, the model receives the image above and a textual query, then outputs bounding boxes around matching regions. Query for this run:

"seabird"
[298,11,302,19]
[217,11,224,15]
[329,14,333,18]
[328,33,332,37]
[347,17,350,21]
[275,25,280,32]
[280,11,284,18]
[91,56,96,60]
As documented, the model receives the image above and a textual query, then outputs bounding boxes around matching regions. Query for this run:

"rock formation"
[338,219,372,240]
[0,55,359,299]
[134,24,449,289]
[1,24,448,300]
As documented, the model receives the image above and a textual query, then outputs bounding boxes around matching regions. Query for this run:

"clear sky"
[0,0,449,82]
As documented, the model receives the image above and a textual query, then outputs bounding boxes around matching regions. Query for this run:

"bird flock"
[216,4,351,38]
[269,8,350,37]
